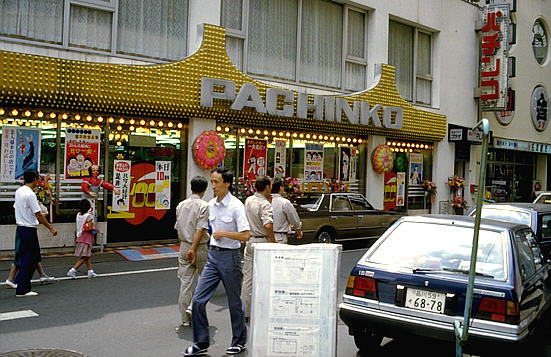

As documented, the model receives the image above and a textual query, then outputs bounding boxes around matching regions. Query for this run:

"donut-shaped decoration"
[371,145,394,174]
[192,130,226,170]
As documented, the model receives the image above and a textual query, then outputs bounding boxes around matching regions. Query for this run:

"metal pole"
[454,118,490,356]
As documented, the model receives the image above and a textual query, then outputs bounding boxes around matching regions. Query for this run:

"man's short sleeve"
[261,201,273,226]
[234,202,250,232]
[196,203,209,231]
[27,192,41,214]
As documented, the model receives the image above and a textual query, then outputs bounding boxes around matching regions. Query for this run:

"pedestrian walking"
[183,167,250,356]
[271,177,303,244]
[174,176,210,331]
[13,169,57,297]
[242,175,276,320]
[67,199,97,279]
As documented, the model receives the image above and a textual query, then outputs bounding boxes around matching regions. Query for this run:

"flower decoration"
[236,178,255,202]
[36,174,53,206]
[420,179,437,203]
[284,177,300,194]
[192,130,226,170]
[447,176,465,190]
[325,178,346,192]
[371,145,394,174]
[452,195,467,210]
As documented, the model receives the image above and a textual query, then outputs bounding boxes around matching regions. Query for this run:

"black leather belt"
[274,232,288,234]
[210,246,237,251]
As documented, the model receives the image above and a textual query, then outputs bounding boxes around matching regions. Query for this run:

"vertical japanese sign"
[112,160,132,211]
[244,138,268,180]
[155,161,171,210]
[1,126,41,182]
[338,147,351,182]
[480,4,509,111]
[396,172,406,207]
[304,143,323,182]
[64,128,101,179]
[409,153,423,186]
[383,172,397,211]
[274,139,286,177]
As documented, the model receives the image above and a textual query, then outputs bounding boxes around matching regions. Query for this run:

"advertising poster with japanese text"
[112,160,132,211]
[244,138,268,181]
[396,172,406,207]
[304,143,323,182]
[155,161,171,210]
[1,126,41,182]
[274,139,286,177]
[383,171,397,211]
[338,146,351,182]
[64,128,101,179]
[409,153,423,186]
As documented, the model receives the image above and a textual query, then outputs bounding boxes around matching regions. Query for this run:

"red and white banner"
[155,161,171,210]
[243,138,267,181]
[112,160,131,211]
[64,128,101,179]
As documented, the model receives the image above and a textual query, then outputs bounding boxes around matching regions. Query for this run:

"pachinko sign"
[64,128,101,179]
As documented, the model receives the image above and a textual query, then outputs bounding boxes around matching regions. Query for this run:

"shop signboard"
[409,153,423,186]
[112,160,131,211]
[274,139,286,177]
[304,143,323,182]
[530,86,549,132]
[1,126,41,182]
[244,138,267,180]
[383,171,397,211]
[155,161,171,210]
[64,128,101,179]
[396,172,406,207]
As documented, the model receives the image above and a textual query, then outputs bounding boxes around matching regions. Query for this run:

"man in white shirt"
[184,167,250,357]
[13,169,57,297]
[271,177,303,244]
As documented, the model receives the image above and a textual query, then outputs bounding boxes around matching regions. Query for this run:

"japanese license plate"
[405,288,446,314]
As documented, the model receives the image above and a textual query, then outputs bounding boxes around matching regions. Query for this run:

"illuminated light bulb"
[358,139,363,143]
[2,119,7,124]
[415,144,420,148]
[49,112,56,119]
[24,110,31,117]
[312,135,317,139]
[122,134,128,141]
[119,118,124,124]
[306,134,311,139]
[406,143,411,147]
[409,149,413,152]
[97,116,104,122]
[129,126,135,131]
[347,138,352,142]
[386,141,391,146]
[62,113,68,120]
[299,133,304,138]
[11,109,18,116]
[336,137,341,141]
[216,126,222,131]
[116,141,122,146]
[330,136,334,141]
[279,132,284,137]
[352,138,357,143]
[25,121,30,126]
[240,128,246,134]
[0,108,4,115]
[168,122,173,128]
[264,136,269,140]
[117,125,122,131]
[248,129,253,134]
[177,123,183,128]
[129,119,135,125]
[158,121,164,127]
[156,129,162,135]
[271,131,277,136]
[73,114,79,120]
[115,134,120,139]
[285,132,291,137]
[399,148,404,152]
[425,145,429,149]
[37,111,44,118]
[256,129,261,135]
[150,120,155,126]
[323,136,328,140]
[140,119,146,125]
[224,127,230,132]
[263,130,268,135]
[292,133,297,138]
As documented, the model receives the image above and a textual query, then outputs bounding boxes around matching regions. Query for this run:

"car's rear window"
[476,207,531,227]
[295,195,322,210]
[367,221,507,280]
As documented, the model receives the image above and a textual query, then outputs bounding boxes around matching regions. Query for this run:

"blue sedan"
[339,215,551,355]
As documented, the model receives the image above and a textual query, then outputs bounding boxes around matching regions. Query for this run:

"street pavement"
[0,244,498,356]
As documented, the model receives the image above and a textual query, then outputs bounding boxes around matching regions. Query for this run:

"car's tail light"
[476,297,519,324]
[345,275,377,299]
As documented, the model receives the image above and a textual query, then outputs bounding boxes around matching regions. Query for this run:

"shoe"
[16,291,38,297]
[183,344,208,356]
[67,268,77,279]
[5,279,17,289]
[226,344,246,355]
[40,276,55,284]
[185,308,192,321]
[87,270,97,278]
[175,322,191,332]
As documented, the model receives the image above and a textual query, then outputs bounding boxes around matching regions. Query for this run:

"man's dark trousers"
[14,226,41,295]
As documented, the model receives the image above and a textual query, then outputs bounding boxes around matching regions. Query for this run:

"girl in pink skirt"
[67,199,97,279]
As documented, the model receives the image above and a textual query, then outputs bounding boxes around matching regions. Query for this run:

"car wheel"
[316,229,335,243]
[353,331,383,353]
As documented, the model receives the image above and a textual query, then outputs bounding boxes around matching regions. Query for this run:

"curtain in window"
[248,0,297,81]
[117,0,188,60]
[300,0,342,88]
[0,0,63,43]
[345,62,365,92]
[69,5,112,51]
[388,21,413,101]
[226,36,244,70]
[416,32,431,104]
[347,10,364,58]
[221,0,242,31]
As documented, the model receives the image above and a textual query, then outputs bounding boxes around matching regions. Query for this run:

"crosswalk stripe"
[0,310,39,321]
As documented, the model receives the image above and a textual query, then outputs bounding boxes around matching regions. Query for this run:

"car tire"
[316,229,335,243]
[353,331,383,354]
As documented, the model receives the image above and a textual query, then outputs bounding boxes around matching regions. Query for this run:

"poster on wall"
[64,128,101,179]
[396,172,406,207]
[112,160,132,212]
[350,147,357,182]
[1,126,41,182]
[243,138,268,180]
[155,161,171,210]
[339,147,351,182]
[409,153,423,186]
[304,143,323,182]
[274,139,286,177]
[383,172,397,211]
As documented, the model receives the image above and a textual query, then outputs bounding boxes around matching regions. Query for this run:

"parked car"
[468,203,551,259]
[534,192,551,204]
[339,215,551,355]
[288,193,403,244]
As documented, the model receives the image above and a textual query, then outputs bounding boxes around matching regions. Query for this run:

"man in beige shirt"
[174,176,210,330]
[271,177,303,243]
[242,175,276,319]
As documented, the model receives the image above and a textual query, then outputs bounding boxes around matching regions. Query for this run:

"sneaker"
[87,270,97,278]
[175,322,191,333]
[16,291,38,297]
[183,344,208,356]
[226,344,246,355]
[40,276,55,284]
[185,308,192,321]
[5,279,17,289]
[67,268,77,279]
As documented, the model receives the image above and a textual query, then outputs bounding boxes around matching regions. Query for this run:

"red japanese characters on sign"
[480,4,509,111]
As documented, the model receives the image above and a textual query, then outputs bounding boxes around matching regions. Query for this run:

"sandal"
[226,344,246,355]
[183,344,208,356]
